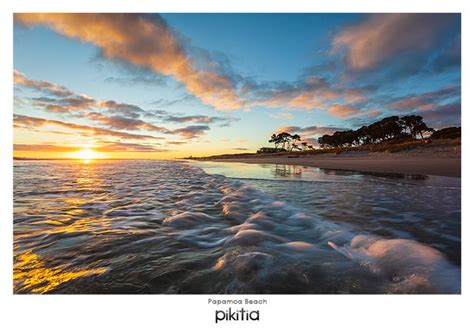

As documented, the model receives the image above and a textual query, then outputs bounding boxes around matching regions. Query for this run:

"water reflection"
[269,164,428,181]
[14,161,114,293]
[14,251,106,293]
[13,160,461,294]
[193,161,453,186]
[319,168,428,181]
[270,164,303,178]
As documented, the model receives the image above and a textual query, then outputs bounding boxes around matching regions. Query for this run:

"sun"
[70,149,103,161]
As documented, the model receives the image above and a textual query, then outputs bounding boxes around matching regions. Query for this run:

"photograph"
[12,13,461,294]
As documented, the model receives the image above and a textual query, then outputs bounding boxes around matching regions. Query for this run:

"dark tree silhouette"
[269,133,280,148]
[269,132,293,150]
[317,114,438,149]
[401,115,432,138]
[289,134,301,151]
[431,127,461,139]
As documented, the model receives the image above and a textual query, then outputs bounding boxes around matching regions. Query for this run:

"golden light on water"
[14,251,107,293]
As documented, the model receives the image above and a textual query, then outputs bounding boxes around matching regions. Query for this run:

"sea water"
[13,160,461,294]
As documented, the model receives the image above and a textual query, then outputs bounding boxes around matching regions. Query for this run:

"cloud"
[159,114,238,126]
[13,70,73,97]
[15,70,145,118]
[98,100,144,116]
[276,125,348,137]
[13,15,372,117]
[13,14,368,116]
[15,72,213,140]
[327,104,359,118]
[15,13,460,131]
[15,13,245,111]
[251,75,368,115]
[104,74,166,87]
[14,114,163,141]
[94,141,169,152]
[162,115,217,124]
[83,112,168,132]
[14,144,78,152]
[332,13,460,71]
[150,95,195,108]
[15,113,212,141]
[249,14,460,115]
[166,141,187,145]
[387,85,460,112]
[416,102,461,129]
[14,71,179,135]
[14,141,168,153]
[166,125,210,139]
[232,147,249,151]
[31,95,97,114]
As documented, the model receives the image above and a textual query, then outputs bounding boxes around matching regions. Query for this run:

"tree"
[316,114,434,149]
[269,132,292,150]
[291,143,301,151]
[365,116,403,142]
[413,124,433,139]
[289,134,301,151]
[401,115,430,138]
[354,126,372,145]
[430,127,461,139]
[269,133,279,148]
[279,132,292,150]
[318,134,333,148]
[380,116,403,139]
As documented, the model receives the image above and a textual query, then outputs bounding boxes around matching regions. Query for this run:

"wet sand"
[199,149,461,177]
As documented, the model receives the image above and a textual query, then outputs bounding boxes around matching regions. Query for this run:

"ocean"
[13,160,461,294]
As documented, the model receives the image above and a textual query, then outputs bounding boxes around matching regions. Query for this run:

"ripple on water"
[13,160,461,294]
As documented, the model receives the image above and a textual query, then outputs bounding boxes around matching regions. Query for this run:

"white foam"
[329,235,460,293]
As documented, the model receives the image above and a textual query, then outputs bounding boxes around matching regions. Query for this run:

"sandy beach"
[199,145,461,177]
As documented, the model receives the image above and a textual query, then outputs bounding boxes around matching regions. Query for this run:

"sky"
[13,13,461,159]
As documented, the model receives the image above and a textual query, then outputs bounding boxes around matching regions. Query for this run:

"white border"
[1,1,473,335]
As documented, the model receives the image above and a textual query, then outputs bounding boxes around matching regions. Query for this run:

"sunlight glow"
[70,149,104,161]
[14,251,106,293]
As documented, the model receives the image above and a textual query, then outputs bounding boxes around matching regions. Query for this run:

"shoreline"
[193,149,461,178]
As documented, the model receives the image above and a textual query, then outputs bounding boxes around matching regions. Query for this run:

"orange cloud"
[83,112,168,132]
[14,71,186,135]
[32,95,97,113]
[14,144,78,152]
[253,76,367,114]
[14,16,372,116]
[14,141,168,153]
[15,70,145,118]
[386,85,460,112]
[332,14,458,71]
[327,104,358,118]
[14,70,73,97]
[14,114,163,141]
[15,13,244,111]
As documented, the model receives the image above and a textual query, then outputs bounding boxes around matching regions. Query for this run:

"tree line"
[269,132,315,151]
[318,115,431,148]
[269,115,458,151]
